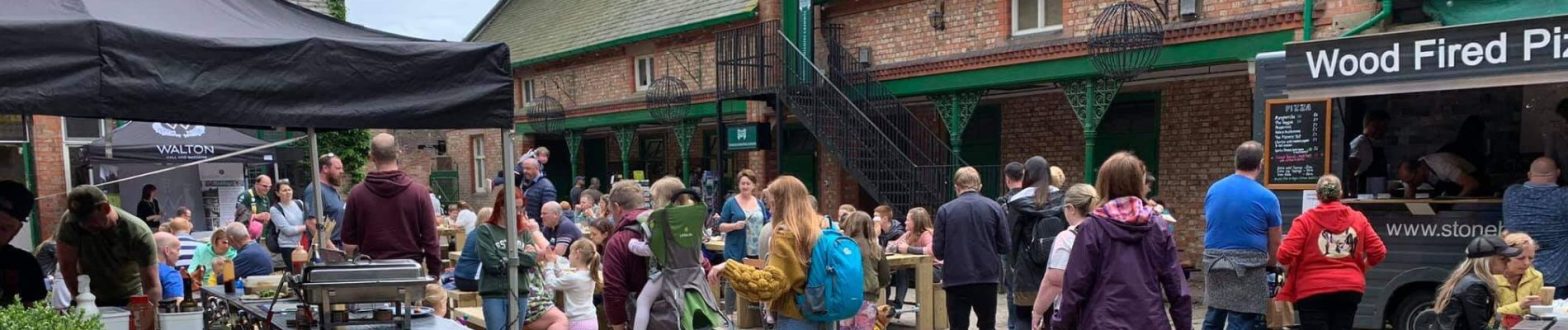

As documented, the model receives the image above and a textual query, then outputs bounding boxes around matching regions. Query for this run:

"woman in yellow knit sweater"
[1496,232,1545,328]
[708,176,828,329]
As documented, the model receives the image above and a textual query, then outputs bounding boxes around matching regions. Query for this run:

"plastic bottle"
[128,294,159,330]
[75,275,99,317]
[292,246,310,272]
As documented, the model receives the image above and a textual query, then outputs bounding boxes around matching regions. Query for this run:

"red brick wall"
[997,92,1087,186]
[986,75,1253,263]
[31,116,67,240]
[819,0,1400,72]
[516,24,744,116]
[1158,75,1255,263]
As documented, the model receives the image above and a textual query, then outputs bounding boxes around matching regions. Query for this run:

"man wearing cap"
[0,181,45,307]
[1504,156,1568,299]
[57,185,161,307]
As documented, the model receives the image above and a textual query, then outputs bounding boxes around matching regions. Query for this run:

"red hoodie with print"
[1276,201,1388,302]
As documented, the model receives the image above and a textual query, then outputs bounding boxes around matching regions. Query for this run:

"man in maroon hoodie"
[601,180,649,330]
[341,133,441,276]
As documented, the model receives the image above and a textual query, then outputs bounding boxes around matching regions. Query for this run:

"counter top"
[1342,198,1502,205]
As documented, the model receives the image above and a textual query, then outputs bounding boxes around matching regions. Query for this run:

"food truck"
[1257,13,1568,330]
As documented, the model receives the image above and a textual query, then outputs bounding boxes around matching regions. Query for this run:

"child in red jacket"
[1277,175,1388,330]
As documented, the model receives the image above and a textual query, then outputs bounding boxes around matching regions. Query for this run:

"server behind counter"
[1398,152,1486,198]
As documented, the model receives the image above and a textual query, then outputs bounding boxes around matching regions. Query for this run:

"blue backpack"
[796,223,864,322]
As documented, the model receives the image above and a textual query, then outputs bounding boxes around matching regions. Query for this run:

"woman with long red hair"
[477,190,567,330]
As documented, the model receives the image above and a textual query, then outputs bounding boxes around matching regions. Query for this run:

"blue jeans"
[775,316,831,330]
[1202,308,1265,330]
[483,295,529,330]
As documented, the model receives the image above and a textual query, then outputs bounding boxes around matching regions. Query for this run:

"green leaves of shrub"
[0,297,102,330]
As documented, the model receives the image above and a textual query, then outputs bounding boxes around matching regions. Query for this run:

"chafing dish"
[294,258,431,329]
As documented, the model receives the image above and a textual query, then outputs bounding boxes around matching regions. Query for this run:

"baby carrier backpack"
[644,189,726,330]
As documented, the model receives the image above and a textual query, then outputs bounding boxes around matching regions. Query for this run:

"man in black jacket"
[997,162,1025,205]
[996,162,1025,298]
[1004,157,1066,330]
[934,166,1010,329]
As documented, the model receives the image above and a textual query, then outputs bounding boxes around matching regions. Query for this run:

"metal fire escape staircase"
[772,27,965,213]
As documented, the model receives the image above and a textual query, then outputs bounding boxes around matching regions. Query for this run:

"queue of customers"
[4,135,1567,330]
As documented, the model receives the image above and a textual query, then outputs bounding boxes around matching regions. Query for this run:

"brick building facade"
[440,1,1408,265]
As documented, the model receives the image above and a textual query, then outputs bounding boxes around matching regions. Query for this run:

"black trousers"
[947,283,998,330]
[1294,291,1362,330]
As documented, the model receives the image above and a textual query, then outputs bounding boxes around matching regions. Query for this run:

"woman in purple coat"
[1051,152,1192,330]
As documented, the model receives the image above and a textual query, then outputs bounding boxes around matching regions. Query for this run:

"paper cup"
[1545,287,1557,301]
[1533,305,1554,316]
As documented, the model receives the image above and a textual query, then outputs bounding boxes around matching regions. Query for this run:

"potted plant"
[0,298,102,330]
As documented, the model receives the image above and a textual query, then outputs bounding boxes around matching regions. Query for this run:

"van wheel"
[1391,290,1437,330]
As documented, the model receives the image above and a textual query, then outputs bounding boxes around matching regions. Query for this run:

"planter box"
[159,311,202,329]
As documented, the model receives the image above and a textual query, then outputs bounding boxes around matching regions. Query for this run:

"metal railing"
[821,24,959,173]
[715,20,783,99]
[776,30,965,213]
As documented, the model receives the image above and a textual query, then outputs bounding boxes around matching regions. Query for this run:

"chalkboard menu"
[1264,99,1332,189]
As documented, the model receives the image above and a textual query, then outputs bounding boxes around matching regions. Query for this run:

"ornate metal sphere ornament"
[1087,1,1165,81]
[523,95,566,134]
[646,76,693,125]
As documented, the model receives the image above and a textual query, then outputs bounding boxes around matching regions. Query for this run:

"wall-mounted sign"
[725,123,771,152]
[1285,14,1568,98]
[1264,98,1332,189]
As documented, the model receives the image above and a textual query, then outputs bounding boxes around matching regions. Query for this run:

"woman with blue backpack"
[709,176,866,330]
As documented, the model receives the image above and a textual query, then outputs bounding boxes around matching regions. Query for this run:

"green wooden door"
[779,125,818,196]
[583,138,608,187]
[1091,93,1161,194]
[959,105,1003,197]
[429,171,460,206]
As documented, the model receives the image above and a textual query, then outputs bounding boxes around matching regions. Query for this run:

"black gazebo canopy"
[86,122,275,164]
[0,0,514,129]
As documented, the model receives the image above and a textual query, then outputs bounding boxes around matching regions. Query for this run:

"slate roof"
[468,0,758,67]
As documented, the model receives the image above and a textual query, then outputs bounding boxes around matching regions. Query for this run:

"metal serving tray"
[302,259,423,283]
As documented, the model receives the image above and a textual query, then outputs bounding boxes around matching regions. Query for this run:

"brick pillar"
[31,116,66,240]
[743,101,774,182]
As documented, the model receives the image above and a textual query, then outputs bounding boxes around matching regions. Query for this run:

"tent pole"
[503,129,520,330]
[105,118,114,159]
[309,128,322,261]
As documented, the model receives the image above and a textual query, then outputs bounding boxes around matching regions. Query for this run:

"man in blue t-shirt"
[1201,141,1282,330]
[227,224,274,279]
[539,202,581,258]
[152,232,186,303]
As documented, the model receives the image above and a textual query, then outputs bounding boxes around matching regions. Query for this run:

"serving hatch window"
[1339,86,1541,197]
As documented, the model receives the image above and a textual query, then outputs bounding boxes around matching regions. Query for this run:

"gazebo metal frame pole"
[309,128,323,261]
[503,131,520,330]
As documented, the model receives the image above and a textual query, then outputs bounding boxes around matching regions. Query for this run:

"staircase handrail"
[775,30,934,169]
[820,40,965,168]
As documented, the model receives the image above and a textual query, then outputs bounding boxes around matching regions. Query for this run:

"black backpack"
[265,200,304,252]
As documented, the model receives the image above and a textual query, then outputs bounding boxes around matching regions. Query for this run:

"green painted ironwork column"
[614,125,636,177]
[930,90,986,163]
[1063,78,1121,183]
[565,130,582,180]
[674,120,697,182]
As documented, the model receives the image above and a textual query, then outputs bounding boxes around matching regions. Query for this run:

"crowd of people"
[4,131,1568,330]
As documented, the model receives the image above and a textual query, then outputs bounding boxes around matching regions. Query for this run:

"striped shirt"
[177,234,200,269]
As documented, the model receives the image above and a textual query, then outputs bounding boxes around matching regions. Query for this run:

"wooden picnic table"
[452,306,485,329]
[887,253,940,330]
